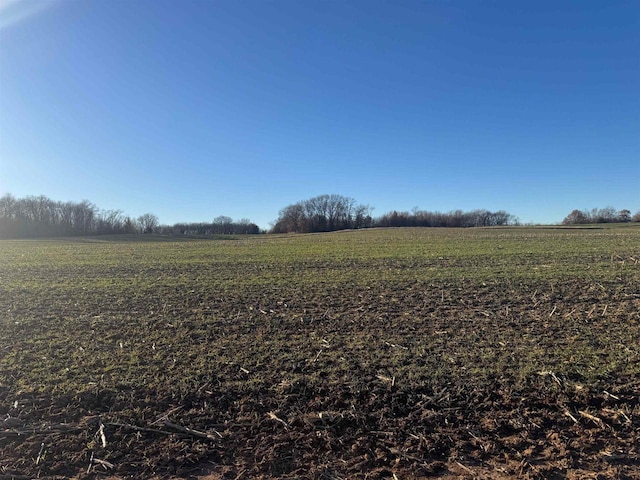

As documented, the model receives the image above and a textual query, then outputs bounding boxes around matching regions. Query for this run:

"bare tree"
[618,209,631,222]
[272,203,307,233]
[72,201,96,234]
[271,195,372,233]
[137,213,159,234]
[562,209,588,225]
[213,215,233,234]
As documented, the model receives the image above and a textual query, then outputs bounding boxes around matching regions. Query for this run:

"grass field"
[1,226,639,479]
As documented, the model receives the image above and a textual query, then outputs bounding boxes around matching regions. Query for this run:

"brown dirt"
[1,276,639,479]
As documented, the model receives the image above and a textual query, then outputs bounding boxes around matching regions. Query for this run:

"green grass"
[1,226,638,395]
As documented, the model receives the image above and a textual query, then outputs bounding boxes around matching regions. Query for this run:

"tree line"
[562,207,640,225]
[375,208,518,229]
[0,194,264,239]
[0,194,155,238]
[2,193,637,239]
[156,216,260,236]
[270,194,520,233]
[0,194,262,239]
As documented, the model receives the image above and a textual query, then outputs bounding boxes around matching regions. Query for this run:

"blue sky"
[1,0,638,228]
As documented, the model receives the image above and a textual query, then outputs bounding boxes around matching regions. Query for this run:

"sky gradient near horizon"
[1,0,638,228]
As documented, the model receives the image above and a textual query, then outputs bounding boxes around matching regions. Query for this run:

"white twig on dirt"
[384,341,408,350]
[93,458,115,469]
[563,409,578,424]
[376,374,397,388]
[107,421,170,435]
[163,421,222,440]
[107,420,220,440]
[150,405,184,425]
[549,305,557,318]
[602,407,632,424]
[579,410,605,428]
[98,421,107,448]
[267,412,289,429]
[538,370,562,386]
[618,410,631,424]
[455,461,474,474]
[35,442,45,465]
[603,390,620,400]
[87,451,94,474]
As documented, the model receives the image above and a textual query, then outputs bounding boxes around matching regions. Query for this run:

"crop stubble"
[0,226,639,479]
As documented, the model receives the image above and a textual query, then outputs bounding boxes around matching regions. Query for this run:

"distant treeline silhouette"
[0,194,153,238]
[0,194,258,239]
[156,216,260,236]
[562,207,639,225]
[270,194,520,233]
[3,193,636,239]
[375,208,518,229]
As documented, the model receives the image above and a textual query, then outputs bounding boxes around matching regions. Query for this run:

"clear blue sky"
[1,0,638,228]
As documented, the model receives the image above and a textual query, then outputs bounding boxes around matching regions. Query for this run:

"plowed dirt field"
[1,227,639,479]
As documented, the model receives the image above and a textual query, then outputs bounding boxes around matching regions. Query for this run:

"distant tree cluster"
[0,194,158,239]
[157,216,260,235]
[270,195,520,233]
[0,194,263,238]
[375,208,519,228]
[561,207,639,225]
[271,194,373,233]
